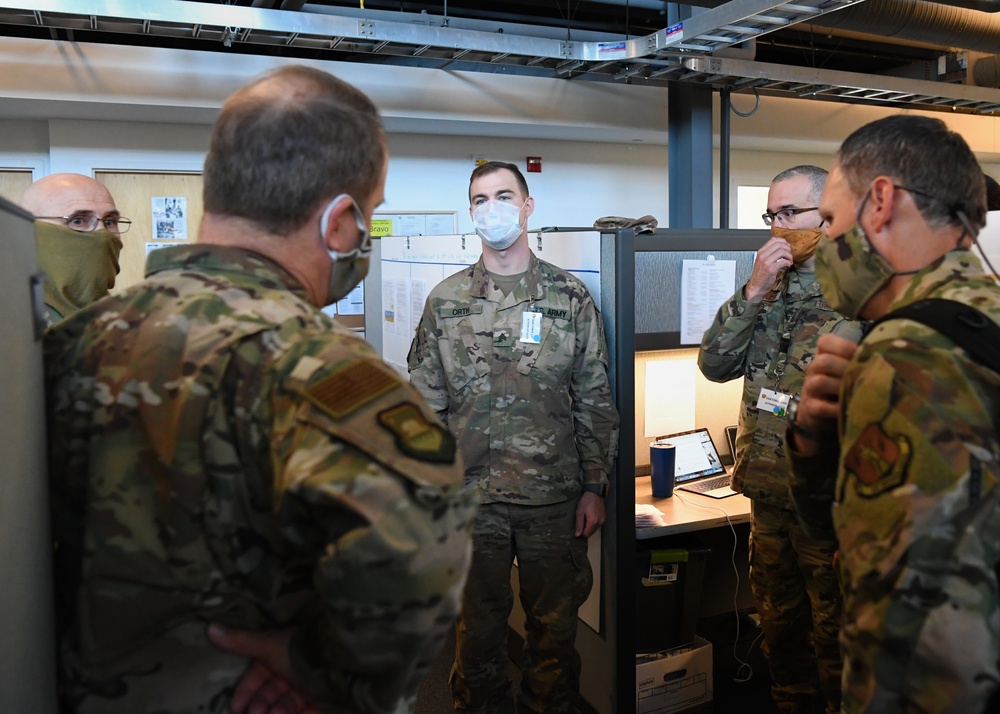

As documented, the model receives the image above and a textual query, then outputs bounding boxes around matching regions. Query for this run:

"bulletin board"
[371,210,458,238]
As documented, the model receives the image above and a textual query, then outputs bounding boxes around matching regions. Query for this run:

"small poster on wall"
[151,196,188,240]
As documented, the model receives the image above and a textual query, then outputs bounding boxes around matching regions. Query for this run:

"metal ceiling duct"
[812,0,1000,53]
[938,0,1000,10]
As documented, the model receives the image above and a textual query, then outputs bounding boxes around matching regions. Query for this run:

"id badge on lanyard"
[520,309,542,344]
[756,387,791,417]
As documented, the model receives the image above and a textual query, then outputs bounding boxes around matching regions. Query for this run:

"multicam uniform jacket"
[699,267,864,503]
[44,244,475,714]
[789,249,1000,713]
[407,252,619,504]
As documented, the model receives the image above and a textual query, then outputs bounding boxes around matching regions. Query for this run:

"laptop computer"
[654,427,736,499]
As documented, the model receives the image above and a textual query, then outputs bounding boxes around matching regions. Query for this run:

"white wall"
[386,134,669,231]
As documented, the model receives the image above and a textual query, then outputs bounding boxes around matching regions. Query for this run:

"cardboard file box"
[636,636,713,714]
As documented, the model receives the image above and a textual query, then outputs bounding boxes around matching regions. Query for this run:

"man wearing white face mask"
[408,161,619,714]
[44,65,475,714]
[788,115,1000,713]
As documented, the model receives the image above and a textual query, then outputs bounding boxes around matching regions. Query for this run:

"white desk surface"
[634,475,751,540]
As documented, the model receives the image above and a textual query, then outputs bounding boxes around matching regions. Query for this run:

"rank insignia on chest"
[845,422,912,497]
[493,331,513,348]
[305,359,401,420]
[377,403,457,463]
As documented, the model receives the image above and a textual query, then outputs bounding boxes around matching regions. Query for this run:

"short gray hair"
[772,165,828,205]
[837,115,986,232]
[203,65,386,235]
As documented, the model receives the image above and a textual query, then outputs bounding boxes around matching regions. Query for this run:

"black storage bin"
[634,541,710,654]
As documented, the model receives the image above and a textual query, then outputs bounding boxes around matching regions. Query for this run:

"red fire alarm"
[526,156,542,173]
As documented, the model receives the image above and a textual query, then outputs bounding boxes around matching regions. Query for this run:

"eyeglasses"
[35,212,132,234]
[761,207,819,226]
[893,184,933,201]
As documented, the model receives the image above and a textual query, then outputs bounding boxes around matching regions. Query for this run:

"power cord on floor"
[672,490,760,683]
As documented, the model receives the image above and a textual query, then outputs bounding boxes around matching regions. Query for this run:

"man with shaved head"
[44,65,474,714]
[21,172,129,325]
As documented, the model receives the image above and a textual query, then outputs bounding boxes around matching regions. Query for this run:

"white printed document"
[680,257,737,345]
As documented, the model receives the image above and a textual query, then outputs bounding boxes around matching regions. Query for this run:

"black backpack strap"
[870,298,1000,375]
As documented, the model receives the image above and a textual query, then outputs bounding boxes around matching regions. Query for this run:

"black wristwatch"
[787,394,818,440]
[582,483,609,498]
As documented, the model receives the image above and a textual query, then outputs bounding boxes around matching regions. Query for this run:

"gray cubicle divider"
[633,229,770,351]
[0,197,59,713]
[604,227,769,714]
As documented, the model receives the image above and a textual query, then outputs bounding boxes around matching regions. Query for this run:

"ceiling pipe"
[931,0,1000,11]
[809,0,1000,53]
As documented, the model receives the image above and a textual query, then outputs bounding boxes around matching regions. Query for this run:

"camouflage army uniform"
[700,267,864,713]
[407,252,619,714]
[788,249,1000,713]
[44,244,476,714]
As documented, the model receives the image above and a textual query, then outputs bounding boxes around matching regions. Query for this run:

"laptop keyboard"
[683,475,732,493]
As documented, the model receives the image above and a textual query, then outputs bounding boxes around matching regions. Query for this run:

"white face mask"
[472,199,524,250]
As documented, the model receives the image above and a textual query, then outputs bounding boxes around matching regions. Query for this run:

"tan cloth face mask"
[35,221,123,320]
[771,226,823,266]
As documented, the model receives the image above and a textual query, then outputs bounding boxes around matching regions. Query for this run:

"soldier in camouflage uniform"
[407,161,619,714]
[44,65,475,714]
[787,115,1000,712]
[20,173,127,326]
[700,166,864,714]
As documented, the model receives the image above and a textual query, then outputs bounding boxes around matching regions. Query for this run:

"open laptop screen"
[653,428,726,484]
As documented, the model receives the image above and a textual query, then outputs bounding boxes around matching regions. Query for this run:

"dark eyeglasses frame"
[761,206,819,227]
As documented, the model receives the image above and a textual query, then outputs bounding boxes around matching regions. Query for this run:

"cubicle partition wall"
[605,227,768,713]
[0,197,58,714]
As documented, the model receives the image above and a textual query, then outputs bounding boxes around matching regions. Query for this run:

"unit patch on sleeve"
[305,359,401,420]
[845,422,912,497]
[378,403,457,464]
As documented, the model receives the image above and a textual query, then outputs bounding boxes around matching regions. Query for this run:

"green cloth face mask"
[816,191,942,319]
[35,221,123,321]
[815,221,896,320]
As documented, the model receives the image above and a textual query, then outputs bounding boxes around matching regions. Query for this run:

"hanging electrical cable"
[730,88,761,118]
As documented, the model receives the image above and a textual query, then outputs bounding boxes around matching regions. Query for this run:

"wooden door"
[0,170,33,205]
[96,172,204,291]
